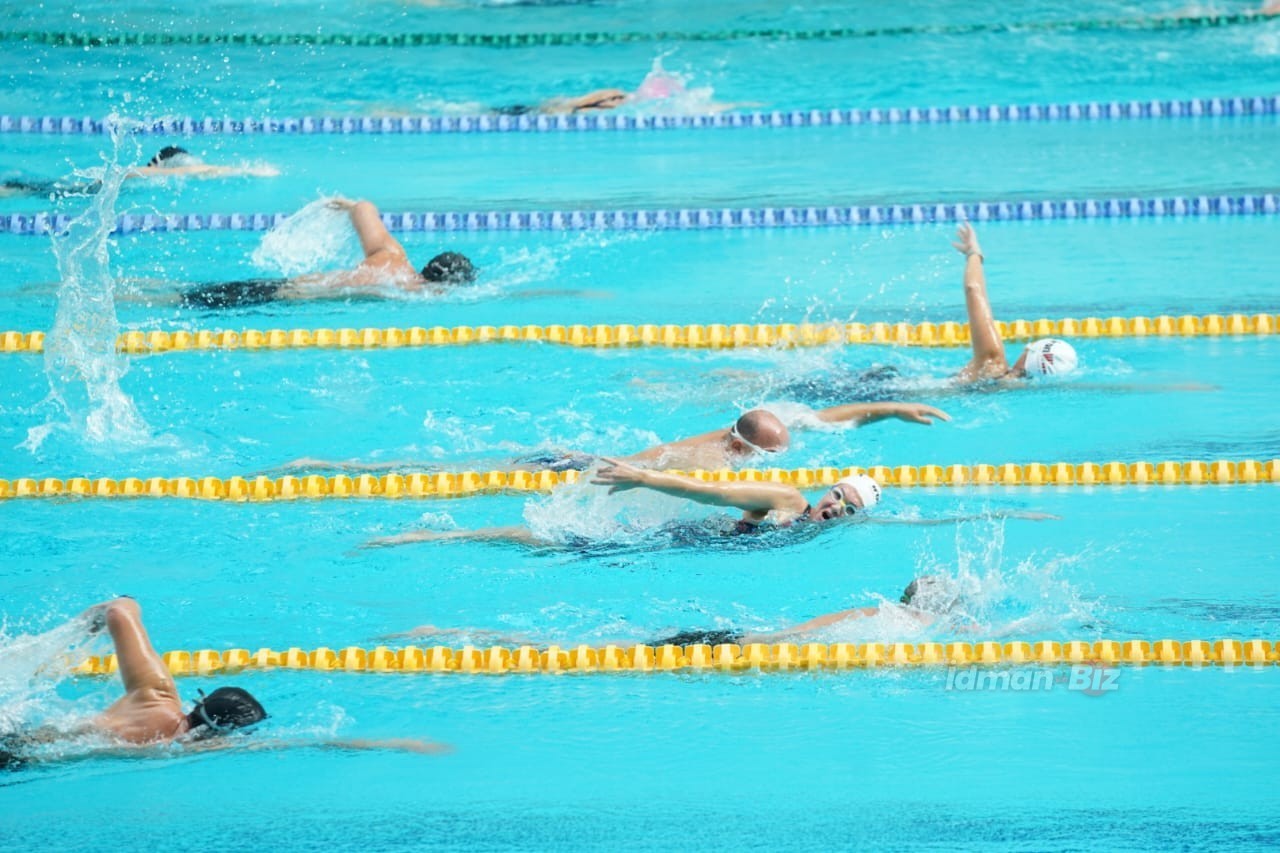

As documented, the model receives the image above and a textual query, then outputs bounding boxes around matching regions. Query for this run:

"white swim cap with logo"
[837,474,881,510]
[1022,338,1078,377]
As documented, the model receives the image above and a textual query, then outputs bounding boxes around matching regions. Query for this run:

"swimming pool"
[2,1,1279,849]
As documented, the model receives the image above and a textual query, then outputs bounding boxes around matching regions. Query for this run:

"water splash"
[250,197,359,277]
[0,614,104,736]
[627,55,727,116]
[523,477,696,546]
[25,124,153,453]
[814,517,1100,643]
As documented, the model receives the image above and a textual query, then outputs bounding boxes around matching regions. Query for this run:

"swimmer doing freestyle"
[364,457,1053,549]
[769,223,1080,405]
[0,598,445,770]
[0,145,278,198]
[172,197,477,309]
[385,576,961,647]
[276,400,949,475]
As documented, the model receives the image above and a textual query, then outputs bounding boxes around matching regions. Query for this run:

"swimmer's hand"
[894,403,951,425]
[326,196,358,212]
[951,222,982,258]
[590,457,649,493]
[244,164,281,178]
[81,603,110,634]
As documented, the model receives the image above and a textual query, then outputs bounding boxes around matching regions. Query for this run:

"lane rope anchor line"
[3,94,1275,137]
[2,460,1276,502]
[68,639,1280,676]
[3,192,1277,237]
[1,12,1269,50]
[3,312,1278,356]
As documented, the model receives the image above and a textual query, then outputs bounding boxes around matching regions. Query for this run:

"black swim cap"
[422,252,477,284]
[186,687,267,735]
[148,146,190,167]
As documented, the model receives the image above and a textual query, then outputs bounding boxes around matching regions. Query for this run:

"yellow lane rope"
[70,639,1280,676]
[2,460,1276,501]
[2,313,1277,355]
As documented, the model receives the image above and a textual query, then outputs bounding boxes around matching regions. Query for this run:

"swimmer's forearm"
[748,608,876,642]
[634,470,800,512]
[364,526,543,548]
[319,738,453,755]
[814,402,898,425]
[962,255,1006,366]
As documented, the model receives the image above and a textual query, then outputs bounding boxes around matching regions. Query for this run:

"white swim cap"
[1022,338,1078,377]
[837,474,881,510]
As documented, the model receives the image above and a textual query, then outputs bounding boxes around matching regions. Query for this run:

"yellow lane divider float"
[70,639,1280,676]
[2,313,1278,354]
[2,460,1276,501]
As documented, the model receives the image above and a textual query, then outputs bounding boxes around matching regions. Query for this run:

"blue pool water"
[1,2,1279,850]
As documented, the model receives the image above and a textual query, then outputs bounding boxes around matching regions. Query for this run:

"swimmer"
[382,576,959,645]
[0,146,278,198]
[128,145,280,180]
[953,222,1078,383]
[271,399,947,476]
[614,400,948,470]
[159,197,476,309]
[363,458,1052,549]
[0,597,446,770]
[493,63,761,117]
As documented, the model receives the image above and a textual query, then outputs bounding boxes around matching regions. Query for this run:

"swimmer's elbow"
[106,597,140,616]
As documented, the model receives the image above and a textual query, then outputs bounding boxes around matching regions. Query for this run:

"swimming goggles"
[191,689,266,735]
[192,689,233,733]
[729,423,779,456]
[829,486,859,517]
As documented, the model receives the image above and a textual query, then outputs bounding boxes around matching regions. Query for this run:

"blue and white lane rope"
[1,94,1276,137]
[3,194,1276,237]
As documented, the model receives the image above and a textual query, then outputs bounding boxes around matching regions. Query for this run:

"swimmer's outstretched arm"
[953,224,1009,379]
[128,164,280,179]
[813,401,951,427]
[592,458,807,514]
[739,607,881,643]
[265,457,418,475]
[184,737,452,756]
[362,526,544,549]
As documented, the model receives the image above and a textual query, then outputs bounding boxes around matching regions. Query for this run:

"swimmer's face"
[810,484,863,522]
[1009,348,1030,378]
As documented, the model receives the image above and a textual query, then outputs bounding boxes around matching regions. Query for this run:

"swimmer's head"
[185,686,267,738]
[728,409,790,457]
[421,252,477,285]
[148,146,201,168]
[1015,338,1077,378]
[900,575,957,613]
[810,473,881,522]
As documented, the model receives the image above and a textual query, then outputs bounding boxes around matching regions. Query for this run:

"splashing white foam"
[813,517,1100,643]
[250,198,360,277]
[0,614,105,735]
[27,122,154,453]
